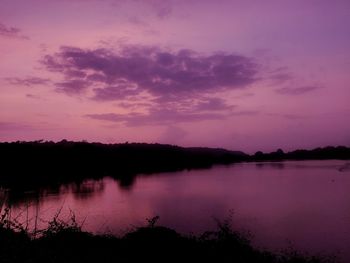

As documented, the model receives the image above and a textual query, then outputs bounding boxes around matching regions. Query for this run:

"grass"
[0,207,336,263]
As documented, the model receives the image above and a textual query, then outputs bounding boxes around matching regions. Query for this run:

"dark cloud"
[42,45,259,101]
[275,86,321,95]
[93,81,140,101]
[42,44,259,125]
[0,23,29,40]
[5,77,50,86]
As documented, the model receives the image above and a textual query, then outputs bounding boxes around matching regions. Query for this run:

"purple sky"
[1,0,350,153]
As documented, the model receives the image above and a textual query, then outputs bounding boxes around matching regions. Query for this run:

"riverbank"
[0,141,349,190]
[0,210,334,263]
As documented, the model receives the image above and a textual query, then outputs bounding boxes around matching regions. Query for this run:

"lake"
[1,160,350,262]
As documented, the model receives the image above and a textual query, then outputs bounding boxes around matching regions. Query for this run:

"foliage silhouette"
[253,146,350,161]
[0,208,335,263]
[0,140,247,189]
[0,140,349,190]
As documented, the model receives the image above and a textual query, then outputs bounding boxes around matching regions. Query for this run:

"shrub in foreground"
[0,211,336,263]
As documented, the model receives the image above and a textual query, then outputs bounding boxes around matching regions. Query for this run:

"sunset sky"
[1,0,349,153]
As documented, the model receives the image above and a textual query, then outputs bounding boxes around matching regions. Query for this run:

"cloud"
[54,80,90,94]
[5,77,50,87]
[41,44,261,126]
[149,0,173,19]
[93,80,140,101]
[26,94,41,100]
[268,66,293,84]
[269,73,292,83]
[85,108,226,126]
[113,0,175,19]
[275,86,321,95]
[230,110,260,116]
[42,45,259,101]
[266,113,306,120]
[195,97,235,111]
[85,104,258,126]
[0,122,33,132]
[0,122,54,134]
[0,23,29,40]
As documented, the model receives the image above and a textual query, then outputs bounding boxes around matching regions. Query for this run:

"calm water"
[2,160,350,261]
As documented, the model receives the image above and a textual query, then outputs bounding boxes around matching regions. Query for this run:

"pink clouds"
[86,109,227,126]
[42,45,259,100]
[0,0,349,151]
[40,44,260,126]
[5,77,50,87]
[54,80,89,94]
[0,22,29,40]
[275,86,321,96]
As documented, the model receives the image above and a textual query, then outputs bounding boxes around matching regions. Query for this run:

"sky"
[0,0,349,153]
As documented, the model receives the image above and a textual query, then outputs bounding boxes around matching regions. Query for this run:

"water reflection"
[117,176,136,190]
[255,162,286,169]
[1,160,350,262]
[62,179,105,200]
[1,180,106,208]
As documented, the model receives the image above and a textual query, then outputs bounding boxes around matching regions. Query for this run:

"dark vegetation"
[253,147,350,161]
[0,140,349,190]
[0,208,334,263]
[0,140,247,189]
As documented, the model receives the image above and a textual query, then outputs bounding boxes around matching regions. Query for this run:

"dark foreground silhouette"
[0,140,349,189]
[0,211,334,263]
